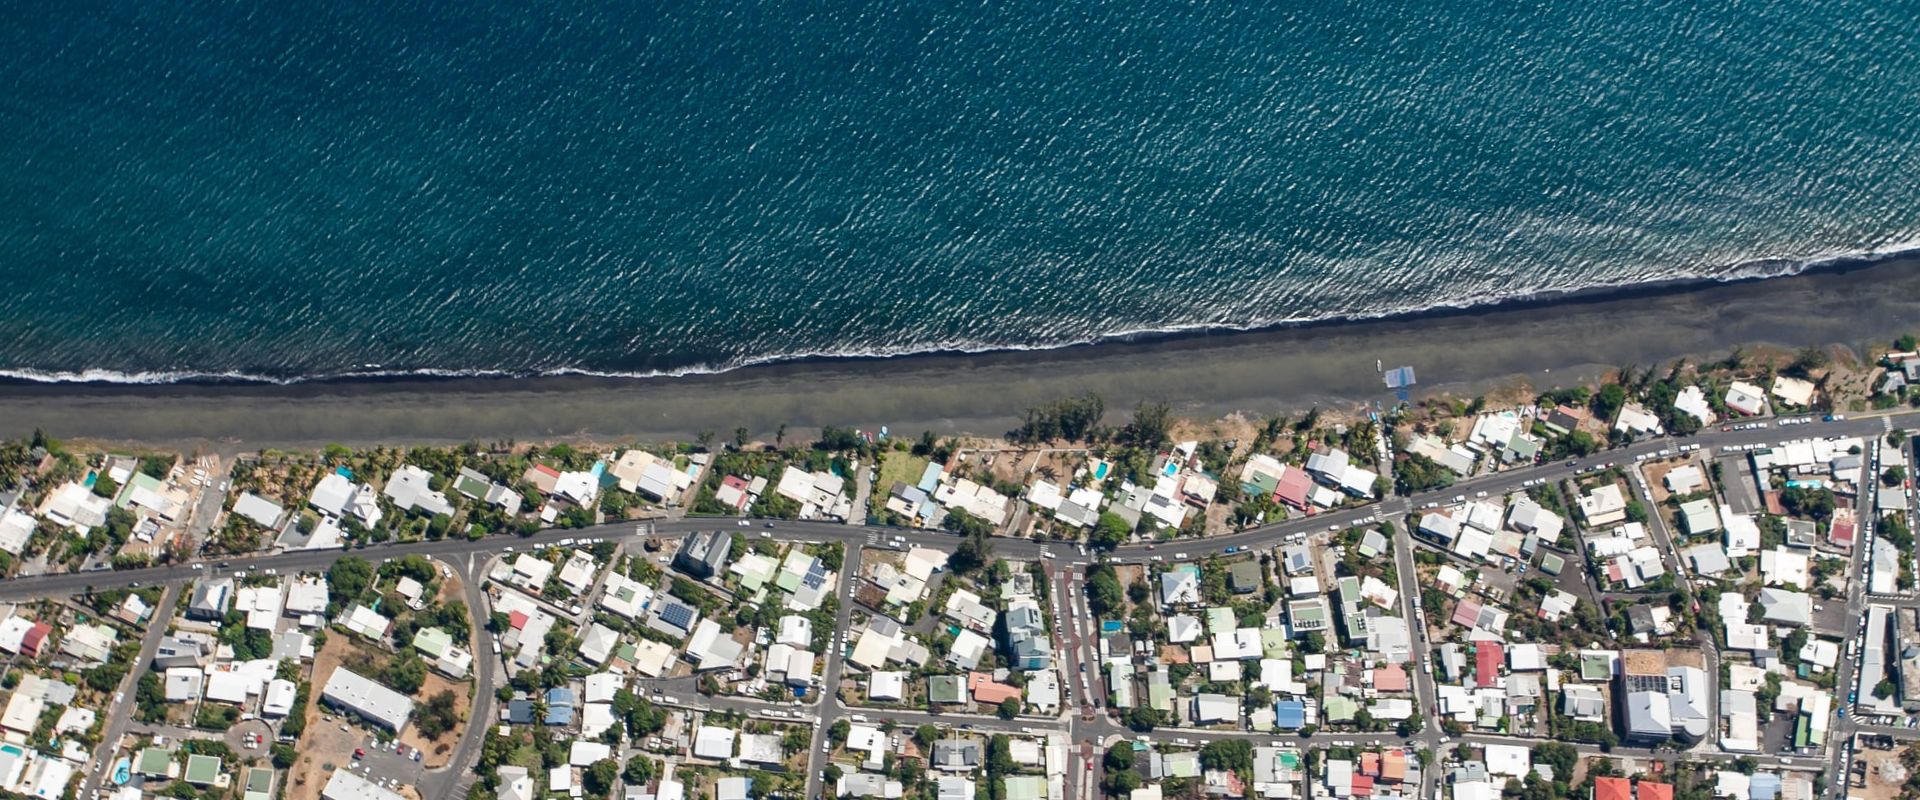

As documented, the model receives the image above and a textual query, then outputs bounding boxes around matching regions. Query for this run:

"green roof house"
[136,748,176,779]
[1005,777,1046,800]
[243,768,275,800]
[928,675,967,705]
[412,627,453,659]
[184,755,222,787]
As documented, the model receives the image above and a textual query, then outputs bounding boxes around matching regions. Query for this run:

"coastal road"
[6,412,1912,606]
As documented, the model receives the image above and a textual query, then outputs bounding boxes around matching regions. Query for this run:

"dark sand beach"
[2,256,1916,451]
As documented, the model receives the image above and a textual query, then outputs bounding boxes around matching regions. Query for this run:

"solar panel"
[660,603,694,629]
[803,562,829,589]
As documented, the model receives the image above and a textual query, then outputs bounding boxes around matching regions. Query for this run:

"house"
[1418,512,1460,543]
[1562,685,1606,722]
[38,482,110,531]
[1760,547,1810,589]
[1679,499,1720,535]
[947,630,990,670]
[383,465,455,517]
[1757,588,1812,627]
[1674,386,1716,424]
[611,450,682,501]
[1723,511,1762,556]
[673,530,732,579]
[1664,466,1704,495]
[1305,448,1378,498]
[1725,382,1767,416]
[1193,693,1240,725]
[968,672,1021,705]
[122,472,184,521]
[455,467,524,514]
[231,493,286,530]
[1228,562,1263,594]
[309,472,382,528]
[341,605,391,640]
[1004,598,1052,670]
[598,573,651,620]
[262,679,297,717]
[184,755,222,787]
[931,739,981,771]
[412,627,474,678]
[928,675,967,705]
[1772,376,1816,408]
[683,619,746,671]
[188,578,235,620]
[1160,567,1201,606]
[60,623,117,664]
[1578,485,1627,527]
[1288,598,1330,635]
[509,553,556,590]
[152,636,207,671]
[944,590,997,633]
[1685,543,1731,577]
[285,577,330,616]
[1505,499,1563,544]
[556,550,599,595]
[715,475,755,512]
[1616,650,1710,746]
[868,671,906,701]
[551,469,600,507]
[320,668,414,731]
[1543,405,1589,435]
[1615,403,1663,436]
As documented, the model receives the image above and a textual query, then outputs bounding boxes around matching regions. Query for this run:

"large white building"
[320,668,413,731]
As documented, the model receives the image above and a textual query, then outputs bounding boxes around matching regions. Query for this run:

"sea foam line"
[3,241,1917,387]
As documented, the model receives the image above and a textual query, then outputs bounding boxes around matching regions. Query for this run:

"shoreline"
[0,245,1906,389]
[3,252,1917,450]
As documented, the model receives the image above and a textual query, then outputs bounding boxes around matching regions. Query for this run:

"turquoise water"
[3,1,1919,382]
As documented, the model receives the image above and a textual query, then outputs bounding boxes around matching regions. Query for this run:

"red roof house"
[523,464,562,495]
[1372,664,1409,692]
[20,623,52,658]
[1830,513,1857,549]
[1475,642,1504,688]
[1638,782,1674,800]
[1381,751,1407,783]
[968,672,1021,705]
[1275,468,1314,510]
[1594,778,1632,800]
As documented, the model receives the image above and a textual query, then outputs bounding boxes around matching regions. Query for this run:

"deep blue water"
[3,0,1919,382]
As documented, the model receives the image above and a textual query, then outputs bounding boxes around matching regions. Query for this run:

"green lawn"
[871,452,930,516]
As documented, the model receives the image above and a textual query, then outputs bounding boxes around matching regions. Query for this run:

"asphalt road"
[17,408,1920,800]
[79,583,183,800]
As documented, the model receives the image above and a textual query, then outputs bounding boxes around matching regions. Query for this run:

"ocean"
[3,0,1919,384]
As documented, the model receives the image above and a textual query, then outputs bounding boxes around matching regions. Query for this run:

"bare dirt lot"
[1853,745,1911,800]
[287,635,363,800]
[398,670,469,769]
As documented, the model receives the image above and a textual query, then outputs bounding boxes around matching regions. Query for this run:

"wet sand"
[2,256,1915,451]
